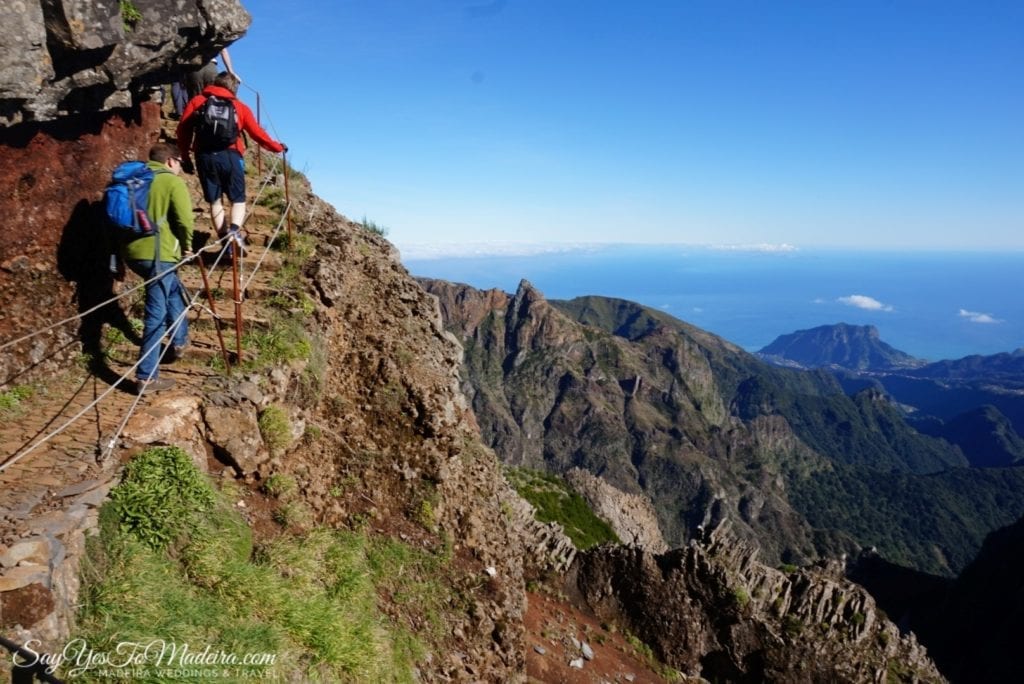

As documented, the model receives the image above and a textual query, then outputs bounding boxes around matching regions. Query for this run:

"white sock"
[231,202,246,229]
[211,199,225,233]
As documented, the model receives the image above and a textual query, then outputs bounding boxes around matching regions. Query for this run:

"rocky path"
[0,125,292,646]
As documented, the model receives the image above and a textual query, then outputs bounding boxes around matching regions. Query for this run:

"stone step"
[179,279,289,304]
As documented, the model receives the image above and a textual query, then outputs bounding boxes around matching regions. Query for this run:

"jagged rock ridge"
[569,521,944,682]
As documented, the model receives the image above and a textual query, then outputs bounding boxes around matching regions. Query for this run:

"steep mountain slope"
[855,513,1024,683]
[422,278,1024,575]
[908,514,1024,683]
[761,325,1024,463]
[911,347,1024,384]
[916,404,1024,467]
[758,323,925,371]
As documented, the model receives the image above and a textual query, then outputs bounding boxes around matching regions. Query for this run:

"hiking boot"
[136,376,176,395]
[162,342,190,364]
[217,226,248,258]
[228,227,248,258]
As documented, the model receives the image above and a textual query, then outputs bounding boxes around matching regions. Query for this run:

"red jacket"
[176,85,284,157]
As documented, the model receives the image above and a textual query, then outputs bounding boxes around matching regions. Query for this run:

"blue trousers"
[128,261,188,381]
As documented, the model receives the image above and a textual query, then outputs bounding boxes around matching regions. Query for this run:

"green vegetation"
[272,500,313,529]
[76,446,442,682]
[109,446,215,550]
[103,326,129,348]
[258,405,292,456]
[119,0,142,30]
[243,316,311,369]
[263,472,298,499]
[624,632,684,682]
[0,384,34,416]
[791,462,1024,574]
[255,186,286,214]
[359,217,388,237]
[505,467,619,550]
[731,588,750,610]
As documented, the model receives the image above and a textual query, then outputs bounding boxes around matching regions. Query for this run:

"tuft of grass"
[263,472,298,499]
[255,186,286,213]
[103,326,129,347]
[108,446,215,550]
[76,447,427,682]
[259,405,293,456]
[119,0,142,30]
[243,316,311,370]
[359,216,388,237]
[272,500,313,529]
[505,467,619,550]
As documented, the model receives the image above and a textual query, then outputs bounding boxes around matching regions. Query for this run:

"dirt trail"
[0,115,290,553]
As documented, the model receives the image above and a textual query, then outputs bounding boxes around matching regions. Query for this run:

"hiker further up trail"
[176,71,287,253]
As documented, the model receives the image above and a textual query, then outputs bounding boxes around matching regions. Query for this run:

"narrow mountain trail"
[0,110,293,601]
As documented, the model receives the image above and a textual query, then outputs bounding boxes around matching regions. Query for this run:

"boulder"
[203,403,269,476]
[0,0,251,125]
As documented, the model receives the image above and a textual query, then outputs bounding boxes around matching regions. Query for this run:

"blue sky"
[230,1,1023,254]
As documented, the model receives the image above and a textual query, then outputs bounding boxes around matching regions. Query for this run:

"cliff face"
[0,0,249,387]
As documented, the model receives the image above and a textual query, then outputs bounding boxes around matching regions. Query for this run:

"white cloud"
[959,309,1003,324]
[837,295,894,312]
[710,243,799,253]
[399,241,606,260]
[812,297,826,304]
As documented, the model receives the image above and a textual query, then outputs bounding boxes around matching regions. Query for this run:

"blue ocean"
[405,245,1023,362]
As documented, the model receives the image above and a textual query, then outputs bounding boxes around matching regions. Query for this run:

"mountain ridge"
[422,277,1024,576]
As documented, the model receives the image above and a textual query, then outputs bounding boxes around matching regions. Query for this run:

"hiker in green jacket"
[124,143,195,394]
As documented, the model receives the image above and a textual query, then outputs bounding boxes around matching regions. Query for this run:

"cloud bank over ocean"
[400,242,801,260]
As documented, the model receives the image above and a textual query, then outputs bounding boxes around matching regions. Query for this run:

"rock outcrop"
[569,521,944,682]
[564,467,667,552]
[0,0,250,125]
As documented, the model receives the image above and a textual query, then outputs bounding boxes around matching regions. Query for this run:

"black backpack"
[195,95,238,151]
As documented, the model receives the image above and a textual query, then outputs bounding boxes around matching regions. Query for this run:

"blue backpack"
[104,161,156,237]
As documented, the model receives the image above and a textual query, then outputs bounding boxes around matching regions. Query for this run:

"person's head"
[214,71,239,94]
[149,143,182,174]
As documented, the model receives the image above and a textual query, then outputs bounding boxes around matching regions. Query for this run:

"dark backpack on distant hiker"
[104,161,156,237]
[195,94,238,151]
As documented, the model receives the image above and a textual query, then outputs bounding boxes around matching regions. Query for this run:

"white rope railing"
[242,201,291,293]
[0,240,233,474]
[0,246,217,355]
[2,85,296,471]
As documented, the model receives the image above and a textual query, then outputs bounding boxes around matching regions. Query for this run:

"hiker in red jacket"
[176,71,286,252]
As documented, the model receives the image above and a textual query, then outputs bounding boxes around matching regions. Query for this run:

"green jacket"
[122,161,194,263]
